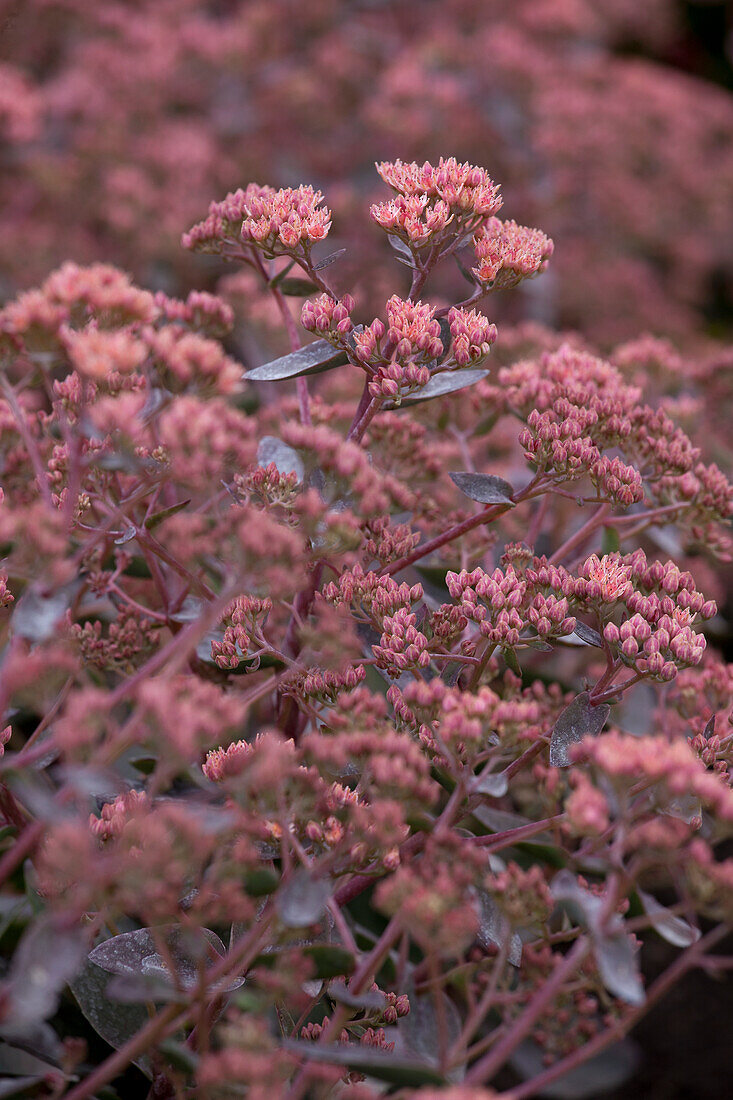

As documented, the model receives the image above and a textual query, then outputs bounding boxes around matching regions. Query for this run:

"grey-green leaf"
[551,871,645,1006]
[510,1038,639,1098]
[244,340,347,381]
[256,436,304,480]
[449,471,515,506]
[277,869,331,929]
[5,918,86,1029]
[88,926,242,993]
[638,889,700,948]
[476,890,522,967]
[71,961,151,1074]
[388,369,489,406]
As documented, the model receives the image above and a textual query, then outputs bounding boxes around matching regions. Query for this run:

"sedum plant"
[0,157,731,1099]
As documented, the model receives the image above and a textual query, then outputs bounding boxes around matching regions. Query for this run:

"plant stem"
[547,504,610,565]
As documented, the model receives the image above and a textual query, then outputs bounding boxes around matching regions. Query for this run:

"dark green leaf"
[143,500,191,530]
[244,340,347,382]
[504,648,522,677]
[157,1038,199,1075]
[282,1040,446,1086]
[244,867,280,897]
[549,692,610,768]
[601,526,621,555]
[449,471,515,506]
[267,260,295,288]
[129,757,157,775]
[302,944,356,979]
[277,278,321,297]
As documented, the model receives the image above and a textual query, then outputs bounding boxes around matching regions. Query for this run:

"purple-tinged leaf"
[244,339,347,381]
[106,972,187,1005]
[449,472,515,506]
[474,766,509,798]
[329,982,386,1011]
[256,436,304,481]
[549,691,610,768]
[88,925,242,993]
[5,918,86,1029]
[71,961,150,1075]
[397,984,464,1081]
[388,369,489,407]
[314,248,346,271]
[594,929,645,1006]
[387,234,414,258]
[476,890,522,967]
[551,871,645,1006]
[638,890,700,948]
[572,621,604,648]
[511,1038,639,1098]
[0,1075,46,1096]
[662,793,702,825]
[113,525,137,546]
[12,585,76,643]
[277,869,331,929]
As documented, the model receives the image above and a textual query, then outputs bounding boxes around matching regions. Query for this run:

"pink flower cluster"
[323,565,422,627]
[520,403,644,505]
[300,293,355,341]
[448,306,498,366]
[89,790,149,842]
[370,192,454,248]
[180,184,274,253]
[239,185,332,254]
[472,217,554,288]
[210,594,272,671]
[575,732,733,824]
[376,157,503,218]
[446,563,575,649]
[587,552,716,680]
[373,607,431,676]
